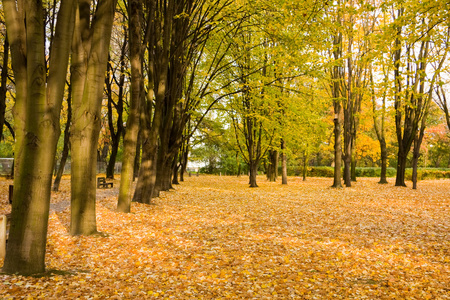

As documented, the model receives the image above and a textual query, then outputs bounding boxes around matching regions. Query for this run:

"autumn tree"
[384,1,449,187]
[2,0,75,274]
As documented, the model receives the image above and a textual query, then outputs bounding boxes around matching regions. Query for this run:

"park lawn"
[0,175,449,299]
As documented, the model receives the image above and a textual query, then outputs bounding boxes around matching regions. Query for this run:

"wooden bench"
[97,177,113,189]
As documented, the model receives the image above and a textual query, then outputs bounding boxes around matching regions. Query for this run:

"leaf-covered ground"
[0,175,449,299]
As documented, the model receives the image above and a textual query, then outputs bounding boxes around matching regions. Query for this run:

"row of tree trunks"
[2,0,76,275]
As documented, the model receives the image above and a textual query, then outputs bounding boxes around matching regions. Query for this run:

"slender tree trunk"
[180,144,188,181]
[351,140,357,182]
[302,151,307,181]
[0,35,9,140]
[281,139,287,184]
[332,114,342,188]
[343,106,352,187]
[412,146,419,190]
[379,139,388,184]
[172,154,180,185]
[134,133,141,181]
[70,0,118,235]
[53,85,72,191]
[117,0,142,212]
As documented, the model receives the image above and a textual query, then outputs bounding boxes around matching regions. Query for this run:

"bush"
[355,167,396,178]
[405,168,450,180]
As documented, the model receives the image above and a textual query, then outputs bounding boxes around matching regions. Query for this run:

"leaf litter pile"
[0,176,449,299]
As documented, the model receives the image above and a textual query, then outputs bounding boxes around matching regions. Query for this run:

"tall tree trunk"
[395,150,407,187]
[332,113,342,188]
[134,133,141,181]
[249,161,258,187]
[302,150,307,181]
[0,35,9,140]
[53,84,72,191]
[172,154,180,185]
[70,0,118,235]
[379,139,388,184]
[343,104,352,187]
[267,150,277,182]
[412,140,420,190]
[2,0,75,275]
[117,0,142,212]
[180,143,189,181]
[351,139,357,182]
[132,141,157,204]
[281,139,287,184]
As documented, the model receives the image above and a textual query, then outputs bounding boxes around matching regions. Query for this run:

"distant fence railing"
[0,158,122,176]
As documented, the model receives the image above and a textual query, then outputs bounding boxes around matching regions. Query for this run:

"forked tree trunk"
[2,0,75,275]
[70,0,118,235]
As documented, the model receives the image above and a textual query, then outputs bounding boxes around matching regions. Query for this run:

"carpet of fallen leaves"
[0,175,449,299]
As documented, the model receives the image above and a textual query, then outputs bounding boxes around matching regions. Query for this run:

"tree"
[117,0,143,211]
[387,1,449,187]
[2,0,75,274]
[70,0,118,235]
